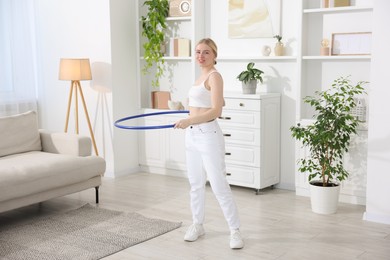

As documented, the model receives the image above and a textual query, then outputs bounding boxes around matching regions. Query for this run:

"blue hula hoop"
[114,110,189,130]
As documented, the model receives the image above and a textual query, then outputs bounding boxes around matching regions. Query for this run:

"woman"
[174,38,244,249]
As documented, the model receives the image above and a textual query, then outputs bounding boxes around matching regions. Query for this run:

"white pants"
[185,120,240,230]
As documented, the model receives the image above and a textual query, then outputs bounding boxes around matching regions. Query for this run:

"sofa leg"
[95,186,99,204]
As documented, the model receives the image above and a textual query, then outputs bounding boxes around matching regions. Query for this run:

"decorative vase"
[320,47,330,56]
[242,80,257,94]
[274,42,284,56]
[261,45,271,56]
[309,181,341,214]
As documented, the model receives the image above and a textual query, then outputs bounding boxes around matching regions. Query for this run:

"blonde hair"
[196,38,218,64]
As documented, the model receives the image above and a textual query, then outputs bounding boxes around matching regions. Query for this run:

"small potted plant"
[273,35,284,56]
[290,76,367,214]
[236,62,264,94]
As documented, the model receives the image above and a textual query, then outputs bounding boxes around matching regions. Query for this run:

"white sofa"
[0,111,106,213]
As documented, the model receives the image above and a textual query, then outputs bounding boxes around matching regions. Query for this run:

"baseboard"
[140,165,187,178]
[275,182,296,191]
[109,166,142,178]
[363,212,390,225]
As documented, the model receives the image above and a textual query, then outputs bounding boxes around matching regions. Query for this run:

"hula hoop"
[114,110,189,130]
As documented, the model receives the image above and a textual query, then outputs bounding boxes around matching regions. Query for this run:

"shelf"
[140,56,191,61]
[163,56,191,61]
[218,56,297,61]
[302,55,371,60]
[140,17,192,23]
[303,6,373,14]
[166,16,191,22]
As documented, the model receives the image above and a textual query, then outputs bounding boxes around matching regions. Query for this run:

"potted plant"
[236,62,264,94]
[290,76,366,214]
[273,35,284,56]
[141,0,169,87]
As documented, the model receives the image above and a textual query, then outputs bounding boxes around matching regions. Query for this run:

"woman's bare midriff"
[189,107,212,119]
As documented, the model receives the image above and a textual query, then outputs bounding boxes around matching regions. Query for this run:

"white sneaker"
[230,229,244,249]
[184,223,205,242]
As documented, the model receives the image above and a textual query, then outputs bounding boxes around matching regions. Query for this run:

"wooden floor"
[2,173,390,260]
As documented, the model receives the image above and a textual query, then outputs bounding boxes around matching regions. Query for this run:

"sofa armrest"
[39,129,92,156]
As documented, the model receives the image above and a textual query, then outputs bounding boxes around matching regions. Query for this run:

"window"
[0,0,38,116]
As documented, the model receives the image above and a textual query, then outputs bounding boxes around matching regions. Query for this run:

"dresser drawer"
[226,165,258,187]
[225,144,260,167]
[224,98,260,112]
[222,127,260,146]
[218,110,260,128]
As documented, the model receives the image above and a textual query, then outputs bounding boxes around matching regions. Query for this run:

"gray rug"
[0,204,181,260]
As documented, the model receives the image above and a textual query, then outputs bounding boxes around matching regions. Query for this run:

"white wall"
[364,0,390,225]
[109,0,141,177]
[35,0,140,177]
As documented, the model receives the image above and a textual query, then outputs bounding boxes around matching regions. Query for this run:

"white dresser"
[219,92,281,194]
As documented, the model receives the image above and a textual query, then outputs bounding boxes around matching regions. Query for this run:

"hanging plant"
[141,0,169,88]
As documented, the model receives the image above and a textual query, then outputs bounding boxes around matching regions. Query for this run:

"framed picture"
[331,32,372,55]
[228,0,281,38]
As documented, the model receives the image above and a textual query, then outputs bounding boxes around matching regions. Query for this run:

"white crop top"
[188,71,219,108]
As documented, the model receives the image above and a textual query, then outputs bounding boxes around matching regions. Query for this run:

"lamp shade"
[59,58,92,81]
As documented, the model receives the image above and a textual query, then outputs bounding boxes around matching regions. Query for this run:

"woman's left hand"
[174,119,191,129]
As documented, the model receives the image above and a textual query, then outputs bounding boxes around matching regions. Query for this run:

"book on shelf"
[169,38,191,57]
[321,0,350,8]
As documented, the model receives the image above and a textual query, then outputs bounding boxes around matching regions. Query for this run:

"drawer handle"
[223,133,231,137]
[219,116,231,120]
[239,103,245,107]
[225,152,231,156]
[226,173,232,176]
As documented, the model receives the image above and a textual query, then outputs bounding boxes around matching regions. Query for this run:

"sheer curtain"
[0,0,38,116]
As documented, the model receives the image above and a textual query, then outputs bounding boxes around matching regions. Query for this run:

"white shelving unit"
[298,0,373,119]
[135,0,372,198]
[137,0,205,109]
[136,0,283,192]
[136,0,204,178]
[295,0,373,204]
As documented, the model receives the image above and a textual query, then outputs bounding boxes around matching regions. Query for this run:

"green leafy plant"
[141,0,169,87]
[237,62,264,84]
[290,76,367,187]
[274,35,282,43]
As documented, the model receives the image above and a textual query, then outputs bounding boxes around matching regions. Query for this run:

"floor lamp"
[59,58,99,156]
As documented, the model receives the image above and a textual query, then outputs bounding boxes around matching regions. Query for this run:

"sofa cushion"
[0,151,106,202]
[0,111,41,157]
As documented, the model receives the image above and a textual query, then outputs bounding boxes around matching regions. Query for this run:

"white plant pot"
[242,80,257,94]
[309,181,341,214]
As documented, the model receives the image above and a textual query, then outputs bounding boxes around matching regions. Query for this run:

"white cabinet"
[138,110,187,176]
[220,92,281,193]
